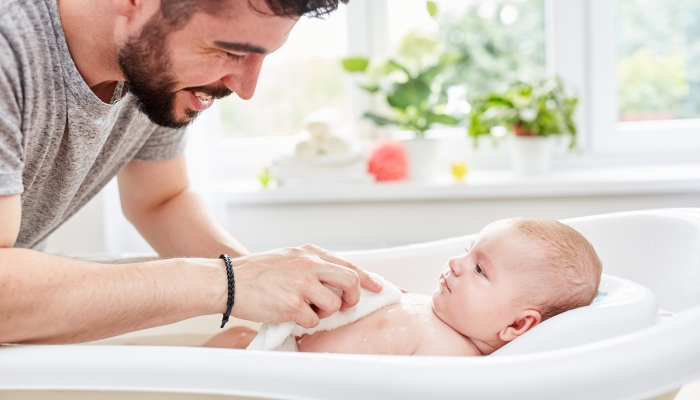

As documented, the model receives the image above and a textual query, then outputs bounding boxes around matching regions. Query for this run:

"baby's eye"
[475,264,485,275]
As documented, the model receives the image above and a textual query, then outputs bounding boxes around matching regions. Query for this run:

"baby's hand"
[398,287,409,294]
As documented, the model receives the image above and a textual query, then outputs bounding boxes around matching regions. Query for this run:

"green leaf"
[359,84,380,93]
[426,1,438,17]
[363,112,400,126]
[341,57,370,72]
[426,112,460,126]
[417,63,447,84]
[387,79,432,110]
[387,60,411,76]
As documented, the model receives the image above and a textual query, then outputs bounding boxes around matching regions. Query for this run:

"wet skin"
[296,293,480,356]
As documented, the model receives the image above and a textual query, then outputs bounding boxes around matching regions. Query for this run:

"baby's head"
[431,216,602,354]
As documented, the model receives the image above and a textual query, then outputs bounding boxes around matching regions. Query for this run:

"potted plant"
[468,77,578,175]
[341,27,462,181]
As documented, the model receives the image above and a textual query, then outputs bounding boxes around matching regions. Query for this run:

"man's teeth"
[193,91,213,101]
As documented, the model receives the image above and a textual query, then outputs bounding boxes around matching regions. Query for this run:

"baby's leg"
[203,326,257,349]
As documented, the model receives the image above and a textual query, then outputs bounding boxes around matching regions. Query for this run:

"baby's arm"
[203,326,257,349]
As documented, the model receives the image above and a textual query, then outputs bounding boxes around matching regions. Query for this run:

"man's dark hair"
[160,0,349,29]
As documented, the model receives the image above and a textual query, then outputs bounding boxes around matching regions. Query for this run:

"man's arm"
[0,155,382,343]
[0,191,227,343]
[1,194,224,343]
[117,154,382,319]
[0,194,20,248]
[0,211,377,343]
[117,154,248,258]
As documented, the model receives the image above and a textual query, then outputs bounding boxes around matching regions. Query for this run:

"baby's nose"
[446,259,459,276]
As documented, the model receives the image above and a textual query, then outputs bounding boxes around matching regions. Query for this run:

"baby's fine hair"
[511,216,603,321]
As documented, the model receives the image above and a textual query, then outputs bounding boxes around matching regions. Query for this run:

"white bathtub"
[2,209,700,400]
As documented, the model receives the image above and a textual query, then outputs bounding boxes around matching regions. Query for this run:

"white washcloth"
[247,273,402,352]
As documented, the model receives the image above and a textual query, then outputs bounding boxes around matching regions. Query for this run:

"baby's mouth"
[439,277,451,293]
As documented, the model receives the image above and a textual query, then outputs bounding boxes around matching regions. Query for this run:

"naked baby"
[204,217,603,356]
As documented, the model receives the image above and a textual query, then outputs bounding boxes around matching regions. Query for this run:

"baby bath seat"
[2,208,700,400]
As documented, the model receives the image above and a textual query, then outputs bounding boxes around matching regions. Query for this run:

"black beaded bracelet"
[219,254,235,329]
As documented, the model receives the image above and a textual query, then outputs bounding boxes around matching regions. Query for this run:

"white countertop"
[215,163,700,206]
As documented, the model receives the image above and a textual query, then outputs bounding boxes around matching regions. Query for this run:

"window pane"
[219,7,347,137]
[617,0,700,122]
[387,0,546,99]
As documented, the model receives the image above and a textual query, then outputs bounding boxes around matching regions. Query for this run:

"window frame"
[586,0,700,155]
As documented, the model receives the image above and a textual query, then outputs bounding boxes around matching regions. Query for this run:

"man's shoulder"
[0,0,38,22]
[0,0,18,14]
[0,0,48,57]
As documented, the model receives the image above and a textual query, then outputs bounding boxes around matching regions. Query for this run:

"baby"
[204,216,602,356]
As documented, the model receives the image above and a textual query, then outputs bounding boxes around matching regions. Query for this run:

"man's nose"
[222,54,264,100]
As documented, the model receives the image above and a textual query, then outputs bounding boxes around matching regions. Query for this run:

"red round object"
[368,141,407,182]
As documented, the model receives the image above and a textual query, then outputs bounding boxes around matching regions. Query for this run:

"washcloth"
[247,273,402,352]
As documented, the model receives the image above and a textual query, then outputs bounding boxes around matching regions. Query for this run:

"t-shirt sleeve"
[133,126,187,162]
[0,32,25,196]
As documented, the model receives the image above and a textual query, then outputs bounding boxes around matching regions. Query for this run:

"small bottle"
[450,159,469,182]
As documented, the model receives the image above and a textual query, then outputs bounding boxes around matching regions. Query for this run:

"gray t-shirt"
[0,0,187,248]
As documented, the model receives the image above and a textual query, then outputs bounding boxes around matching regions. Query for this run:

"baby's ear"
[498,310,542,343]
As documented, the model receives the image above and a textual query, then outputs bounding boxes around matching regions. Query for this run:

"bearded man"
[0,0,382,344]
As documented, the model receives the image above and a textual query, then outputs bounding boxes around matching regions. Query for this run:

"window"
[386,0,546,100]
[617,0,700,122]
[218,6,348,137]
[207,0,700,175]
[588,0,700,155]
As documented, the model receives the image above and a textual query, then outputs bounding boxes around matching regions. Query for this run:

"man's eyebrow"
[214,41,269,55]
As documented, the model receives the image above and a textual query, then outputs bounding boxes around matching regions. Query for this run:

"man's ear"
[498,310,542,343]
[112,0,140,18]
[112,0,159,40]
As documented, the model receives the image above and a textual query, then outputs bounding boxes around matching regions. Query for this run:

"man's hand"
[230,244,383,329]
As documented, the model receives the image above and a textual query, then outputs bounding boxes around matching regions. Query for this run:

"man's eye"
[476,265,485,275]
[226,52,245,61]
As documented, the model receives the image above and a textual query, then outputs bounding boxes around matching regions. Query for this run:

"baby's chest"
[297,306,425,355]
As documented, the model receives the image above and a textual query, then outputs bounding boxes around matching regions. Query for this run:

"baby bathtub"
[3,208,700,400]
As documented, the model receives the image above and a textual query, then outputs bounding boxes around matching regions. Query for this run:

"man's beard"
[117,15,233,129]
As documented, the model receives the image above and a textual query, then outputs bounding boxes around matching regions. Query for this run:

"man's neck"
[57,0,124,103]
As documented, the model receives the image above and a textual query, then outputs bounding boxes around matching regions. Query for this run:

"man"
[0,0,383,344]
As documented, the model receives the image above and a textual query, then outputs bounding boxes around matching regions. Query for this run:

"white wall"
[45,192,106,255]
[224,193,700,253]
[47,188,700,256]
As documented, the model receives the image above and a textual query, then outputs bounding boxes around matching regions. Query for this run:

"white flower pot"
[401,139,441,182]
[509,135,555,175]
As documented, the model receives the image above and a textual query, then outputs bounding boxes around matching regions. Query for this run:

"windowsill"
[214,162,700,206]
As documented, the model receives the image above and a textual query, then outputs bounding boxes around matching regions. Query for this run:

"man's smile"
[186,90,216,111]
